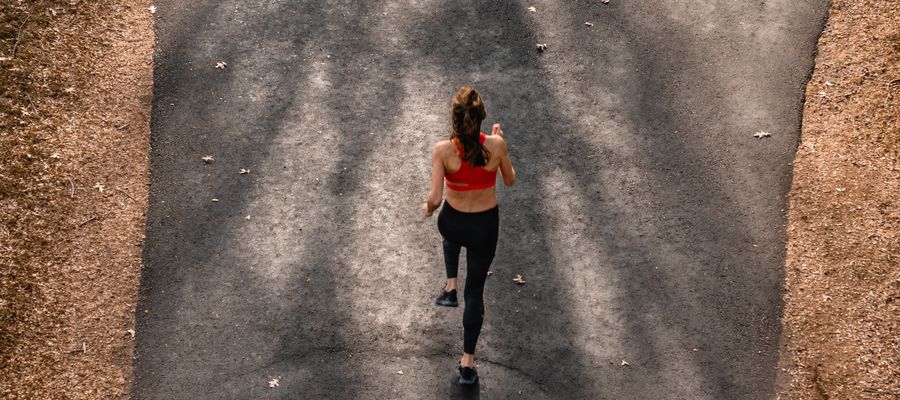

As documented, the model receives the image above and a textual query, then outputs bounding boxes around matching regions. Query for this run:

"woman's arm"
[422,143,445,217]
[498,137,516,187]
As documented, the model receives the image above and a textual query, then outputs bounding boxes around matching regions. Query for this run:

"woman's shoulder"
[482,134,508,152]
[434,139,454,149]
[432,139,456,156]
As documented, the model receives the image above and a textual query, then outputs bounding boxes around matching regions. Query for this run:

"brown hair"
[450,85,489,167]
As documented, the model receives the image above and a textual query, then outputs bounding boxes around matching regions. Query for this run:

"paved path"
[135,1,828,398]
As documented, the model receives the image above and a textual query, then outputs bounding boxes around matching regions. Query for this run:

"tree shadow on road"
[404,1,801,398]
[136,0,818,399]
[135,1,401,398]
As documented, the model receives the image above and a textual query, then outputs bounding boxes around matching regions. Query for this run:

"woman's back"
[437,133,511,212]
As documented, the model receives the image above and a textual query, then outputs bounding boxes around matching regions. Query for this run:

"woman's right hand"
[421,202,435,218]
[491,123,503,137]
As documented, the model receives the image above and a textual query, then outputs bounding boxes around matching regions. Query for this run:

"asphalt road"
[135,1,829,399]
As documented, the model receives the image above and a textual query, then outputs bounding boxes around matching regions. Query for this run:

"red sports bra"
[445,133,498,191]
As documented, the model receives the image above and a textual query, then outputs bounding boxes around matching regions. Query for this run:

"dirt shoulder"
[0,1,152,398]
[778,0,899,399]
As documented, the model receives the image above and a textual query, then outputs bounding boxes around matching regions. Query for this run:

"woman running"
[421,85,517,385]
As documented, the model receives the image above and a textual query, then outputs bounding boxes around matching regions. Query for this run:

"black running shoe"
[458,365,478,385]
[435,289,459,307]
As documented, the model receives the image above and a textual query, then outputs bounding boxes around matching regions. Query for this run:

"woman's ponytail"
[450,86,490,167]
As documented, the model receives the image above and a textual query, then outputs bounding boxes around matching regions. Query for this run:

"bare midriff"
[446,184,498,212]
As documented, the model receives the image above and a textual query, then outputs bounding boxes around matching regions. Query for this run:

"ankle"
[445,279,458,292]
[460,353,475,367]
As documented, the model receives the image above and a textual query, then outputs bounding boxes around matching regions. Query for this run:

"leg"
[460,207,499,366]
[443,238,461,291]
[462,248,494,358]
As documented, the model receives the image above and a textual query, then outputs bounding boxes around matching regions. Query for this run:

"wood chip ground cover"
[0,0,152,398]
[777,0,899,399]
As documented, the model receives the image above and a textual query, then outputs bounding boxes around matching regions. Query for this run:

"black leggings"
[437,201,499,355]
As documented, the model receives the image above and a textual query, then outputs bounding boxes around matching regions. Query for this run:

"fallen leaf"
[536,43,548,52]
[527,6,536,12]
[513,274,526,284]
[239,168,250,174]
[201,155,214,163]
[620,359,630,366]
[753,131,771,139]
[585,22,594,27]
[215,61,227,69]
[268,378,280,388]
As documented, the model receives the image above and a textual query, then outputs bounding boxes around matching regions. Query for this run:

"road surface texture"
[135,1,828,399]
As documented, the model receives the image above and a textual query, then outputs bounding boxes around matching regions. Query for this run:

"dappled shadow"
[401,0,824,398]
[136,0,827,399]
[135,0,405,398]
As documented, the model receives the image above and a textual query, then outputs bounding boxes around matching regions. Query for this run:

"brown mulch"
[777,0,900,399]
[0,0,152,398]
